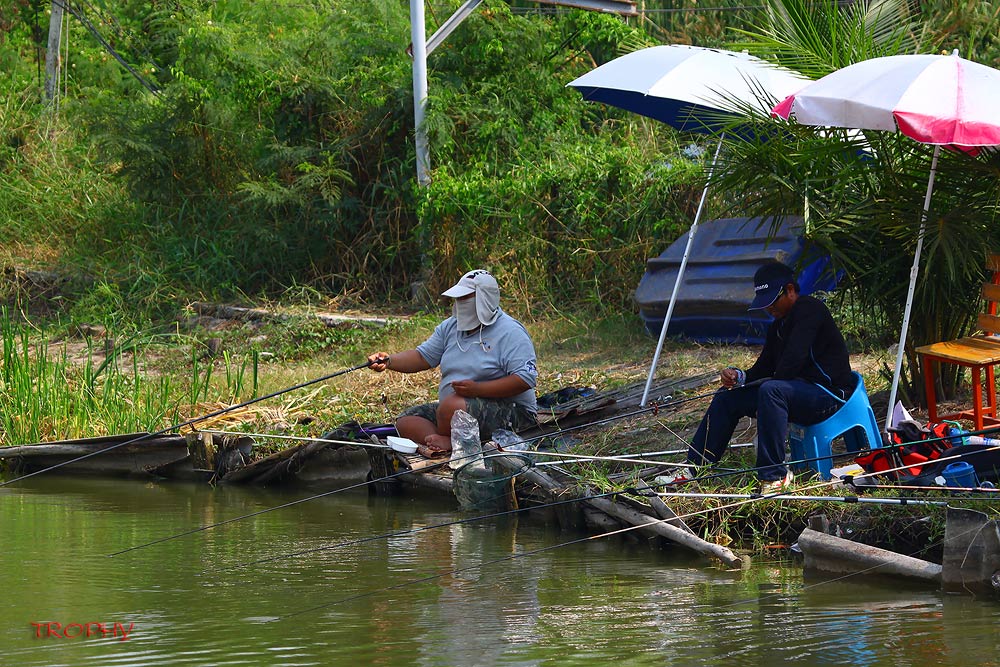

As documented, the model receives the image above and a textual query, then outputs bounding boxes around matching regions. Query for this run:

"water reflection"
[3,475,1000,666]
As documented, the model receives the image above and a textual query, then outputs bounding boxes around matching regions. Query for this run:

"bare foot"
[424,434,452,452]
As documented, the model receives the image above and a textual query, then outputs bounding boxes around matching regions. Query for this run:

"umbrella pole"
[641,134,725,406]
[885,145,941,431]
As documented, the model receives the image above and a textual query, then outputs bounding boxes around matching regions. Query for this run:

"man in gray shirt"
[368,269,538,455]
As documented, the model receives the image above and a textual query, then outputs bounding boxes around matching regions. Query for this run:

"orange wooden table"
[916,335,1000,429]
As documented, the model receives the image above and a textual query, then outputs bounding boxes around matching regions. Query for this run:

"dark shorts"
[399,398,537,442]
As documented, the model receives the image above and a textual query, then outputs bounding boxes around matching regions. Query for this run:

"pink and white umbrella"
[773,51,1000,430]
[772,52,1000,149]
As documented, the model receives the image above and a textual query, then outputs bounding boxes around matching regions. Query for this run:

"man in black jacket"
[685,262,854,491]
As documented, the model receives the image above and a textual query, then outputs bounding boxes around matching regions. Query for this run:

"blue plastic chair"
[788,372,883,480]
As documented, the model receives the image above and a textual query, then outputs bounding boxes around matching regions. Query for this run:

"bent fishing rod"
[0,360,376,488]
[108,388,722,557]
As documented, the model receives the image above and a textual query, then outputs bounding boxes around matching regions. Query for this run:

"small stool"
[788,372,883,480]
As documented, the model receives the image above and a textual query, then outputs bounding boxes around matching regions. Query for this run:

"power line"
[54,0,160,95]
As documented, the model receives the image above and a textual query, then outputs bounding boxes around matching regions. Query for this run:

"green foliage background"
[0,0,709,321]
[2,0,1000,400]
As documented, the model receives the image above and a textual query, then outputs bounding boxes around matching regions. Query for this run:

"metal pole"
[640,134,725,406]
[885,145,940,431]
[44,0,64,104]
[410,0,430,186]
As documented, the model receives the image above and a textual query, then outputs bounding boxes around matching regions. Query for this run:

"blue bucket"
[942,462,979,489]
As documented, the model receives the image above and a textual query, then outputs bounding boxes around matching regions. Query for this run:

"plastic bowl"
[387,436,419,454]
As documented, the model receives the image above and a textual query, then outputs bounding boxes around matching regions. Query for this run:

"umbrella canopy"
[773,51,1000,430]
[569,44,808,133]
[569,45,808,407]
[773,52,1000,149]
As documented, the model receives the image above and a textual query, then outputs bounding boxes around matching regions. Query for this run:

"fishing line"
[527,450,700,468]
[208,450,746,573]
[274,440,1000,619]
[200,430,390,450]
[274,475,846,621]
[651,421,1000,490]
[106,388,720,555]
[711,518,999,612]
[216,458,973,575]
[213,472,618,573]
[2,360,376,488]
[173,414,1000,561]
[107,455,452,557]
[107,384,1000,558]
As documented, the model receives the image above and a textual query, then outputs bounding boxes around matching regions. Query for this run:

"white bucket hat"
[442,269,500,326]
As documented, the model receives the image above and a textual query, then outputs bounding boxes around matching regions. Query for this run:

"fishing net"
[452,453,533,512]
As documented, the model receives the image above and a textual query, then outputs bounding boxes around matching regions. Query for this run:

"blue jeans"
[687,380,843,481]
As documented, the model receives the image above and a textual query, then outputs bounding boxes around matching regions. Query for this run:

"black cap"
[748,262,794,310]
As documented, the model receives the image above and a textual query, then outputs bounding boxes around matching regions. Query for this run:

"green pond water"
[2,475,1000,666]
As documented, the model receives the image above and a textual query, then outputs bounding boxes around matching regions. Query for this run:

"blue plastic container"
[942,462,979,489]
[635,216,839,344]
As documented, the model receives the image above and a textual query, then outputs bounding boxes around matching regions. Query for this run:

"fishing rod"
[529,450,700,469]
[515,386,724,446]
[209,445,754,573]
[199,429,756,460]
[262,420,1000,617]
[275,474,849,621]
[107,388,721,556]
[656,420,1000,491]
[201,430,391,450]
[222,438,1000,596]
[652,491,952,506]
[110,378,1000,558]
[106,454,455,557]
[1,360,376,488]
[283,437,1000,618]
[860,483,1000,494]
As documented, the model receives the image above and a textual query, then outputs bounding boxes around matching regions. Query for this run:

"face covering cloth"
[454,298,481,331]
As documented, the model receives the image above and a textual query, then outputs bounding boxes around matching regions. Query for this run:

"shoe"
[758,469,794,493]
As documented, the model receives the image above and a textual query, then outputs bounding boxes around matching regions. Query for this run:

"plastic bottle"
[449,410,484,471]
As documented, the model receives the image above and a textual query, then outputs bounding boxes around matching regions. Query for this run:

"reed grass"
[0,313,268,446]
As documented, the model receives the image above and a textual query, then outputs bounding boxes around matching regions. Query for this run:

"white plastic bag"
[449,410,484,471]
[492,429,536,462]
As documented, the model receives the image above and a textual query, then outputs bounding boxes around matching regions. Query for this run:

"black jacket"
[745,295,854,397]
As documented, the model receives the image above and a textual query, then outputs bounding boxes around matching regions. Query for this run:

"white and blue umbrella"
[569,44,807,132]
[568,45,808,406]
